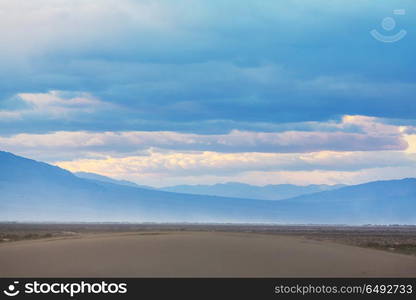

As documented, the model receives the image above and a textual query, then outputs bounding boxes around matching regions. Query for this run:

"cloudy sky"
[0,0,415,187]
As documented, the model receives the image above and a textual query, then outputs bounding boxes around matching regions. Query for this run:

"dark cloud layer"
[0,0,415,135]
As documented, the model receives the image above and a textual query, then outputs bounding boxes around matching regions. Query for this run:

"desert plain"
[1,224,416,277]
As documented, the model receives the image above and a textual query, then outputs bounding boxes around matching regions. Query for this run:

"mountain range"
[75,172,153,190]
[1,150,415,224]
[74,172,344,200]
[159,182,345,200]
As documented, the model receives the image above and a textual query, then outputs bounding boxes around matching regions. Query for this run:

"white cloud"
[0,113,414,186]
[0,90,114,120]
[0,115,408,156]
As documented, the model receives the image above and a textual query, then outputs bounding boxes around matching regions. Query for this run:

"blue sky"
[0,0,415,186]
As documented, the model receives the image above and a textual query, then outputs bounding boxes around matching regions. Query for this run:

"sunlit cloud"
[404,134,416,153]
[54,149,416,186]
[1,114,414,186]
[0,115,408,159]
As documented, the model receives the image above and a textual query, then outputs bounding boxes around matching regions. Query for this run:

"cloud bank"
[1,1,415,186]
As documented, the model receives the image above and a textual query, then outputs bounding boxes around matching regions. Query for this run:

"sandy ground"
[1,231,416,277]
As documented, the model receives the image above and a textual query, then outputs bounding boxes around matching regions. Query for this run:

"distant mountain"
[1,150,415,224]
[160,182,345,200]
[75,172,153,190]
[74,173,344,200]
[275,178,416,224]
[0,151,280,223]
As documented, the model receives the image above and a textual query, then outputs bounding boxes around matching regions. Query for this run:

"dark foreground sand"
[1,231,416,277]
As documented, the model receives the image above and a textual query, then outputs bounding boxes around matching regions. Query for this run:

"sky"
[0,0,415,187]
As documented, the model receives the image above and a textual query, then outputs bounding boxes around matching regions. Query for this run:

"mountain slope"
[0,151,278,222]
[160,182,345,200]
[1,151,415,224]
[74,172,343,200]
[276,178,416,224]
[75,172,153,189]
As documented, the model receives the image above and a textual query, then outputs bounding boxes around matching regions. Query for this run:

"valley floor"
[1,229,416,277]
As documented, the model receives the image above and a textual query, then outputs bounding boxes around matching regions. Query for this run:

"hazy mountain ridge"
[75,172,344,200]
[0,151,278,222]
[274,178,416,224]
[1,151,415,224]
[160,182,345,200]
[75,172,154,190]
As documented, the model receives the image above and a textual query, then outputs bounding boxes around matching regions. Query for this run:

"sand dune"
[1,231,416,277]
